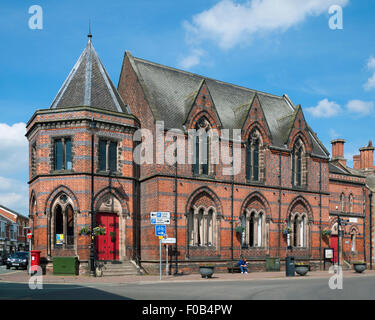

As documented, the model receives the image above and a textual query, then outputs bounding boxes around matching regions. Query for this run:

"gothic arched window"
[246,130,262,181]
[290,212,308,248]
[193,117,214,176]
[292,139,306,187]
[349,194,353,213]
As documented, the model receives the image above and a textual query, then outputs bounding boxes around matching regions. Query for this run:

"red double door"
[96,213,119,261]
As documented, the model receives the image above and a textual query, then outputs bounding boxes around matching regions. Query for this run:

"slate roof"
[50,37,129,113]
[126,52,329,158]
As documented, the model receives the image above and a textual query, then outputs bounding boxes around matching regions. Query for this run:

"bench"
[227,266,242,273]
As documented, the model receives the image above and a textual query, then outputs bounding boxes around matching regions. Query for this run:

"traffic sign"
[161,238,176,244]
[150,212,170,225]
[155,225,166,237]
[27,233,32,240]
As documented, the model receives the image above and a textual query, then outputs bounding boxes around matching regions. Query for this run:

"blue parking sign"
[155,225,166,237]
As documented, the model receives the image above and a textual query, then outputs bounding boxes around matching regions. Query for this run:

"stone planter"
[295,265,309,276]
[199,266,214,278]
[353,263,366,273]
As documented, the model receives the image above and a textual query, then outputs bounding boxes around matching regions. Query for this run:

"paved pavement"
[1,268,375,285]
[0,268,375,300]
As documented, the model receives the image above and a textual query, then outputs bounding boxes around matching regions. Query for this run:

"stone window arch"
[290,212,308,248]
[188,206,217,247]
[241,209,266,248]
[50,193,76,249]
[292,138,307,187]
[350,227,358,252]
[246,129,264,182]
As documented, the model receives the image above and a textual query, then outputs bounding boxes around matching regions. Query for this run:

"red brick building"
[27,36,371,274]
[0,205,29,255]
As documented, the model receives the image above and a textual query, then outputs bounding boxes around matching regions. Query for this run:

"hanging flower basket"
[79,227,91,236]
[93,226,106,236]
[322,229,332,237]
[235,225,245,234]
[282,227,292,235]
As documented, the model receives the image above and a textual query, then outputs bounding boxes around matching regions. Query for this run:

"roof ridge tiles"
[131,55,285,100]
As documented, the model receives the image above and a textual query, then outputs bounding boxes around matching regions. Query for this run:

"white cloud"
[184,0,349,50]
[364,56,375,91]
[329,128,341,139]
[179,49,205,69]
[346,100,374,116]
[306,99,342,118]
[0,122,28,215]
[0,122,28,173]
[0,176,28,215]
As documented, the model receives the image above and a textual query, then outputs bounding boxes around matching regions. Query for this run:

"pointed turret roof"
[50,36,128,113]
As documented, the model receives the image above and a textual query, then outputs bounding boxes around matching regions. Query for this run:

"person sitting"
[238,257,248,274]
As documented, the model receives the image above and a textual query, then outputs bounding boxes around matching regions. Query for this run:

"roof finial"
[88,20,92,40]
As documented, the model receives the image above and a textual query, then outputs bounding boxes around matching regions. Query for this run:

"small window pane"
[55,139,63,170]
[99,140,107,171]
[109,141,117,172]
[65,138,72,170]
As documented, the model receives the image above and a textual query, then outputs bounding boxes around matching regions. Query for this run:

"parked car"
[6,251,29,270]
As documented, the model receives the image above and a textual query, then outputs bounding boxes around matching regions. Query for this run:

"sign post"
[155,225,166,280]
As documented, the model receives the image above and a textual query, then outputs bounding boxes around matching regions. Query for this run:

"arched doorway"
[95,193,126,261]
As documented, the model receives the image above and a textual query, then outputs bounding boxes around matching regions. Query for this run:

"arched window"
[351,229,357,252]
[292,139,306,187]
[249,212,255,247]
[290,212,307,248]
[349,194,353,213]
[66,205,74,246]
[243,210,265,248]
[257,213,263,246]
[246,130,262,181]
[188,195,219,248]
[193,117,213,176]
[340,193,345,212]
[54,205,63,246]
[51,193,75,249]
[207,209,214,246]
[197,208,204,246]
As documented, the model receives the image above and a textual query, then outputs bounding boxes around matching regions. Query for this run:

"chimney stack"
[359,140,374,170]
[353,155,360,170]
[331,139,347,167]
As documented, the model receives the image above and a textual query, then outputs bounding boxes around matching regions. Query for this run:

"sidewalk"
[1,269,375,285]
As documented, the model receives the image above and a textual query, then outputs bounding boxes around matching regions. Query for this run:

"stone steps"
[99,260,139,277]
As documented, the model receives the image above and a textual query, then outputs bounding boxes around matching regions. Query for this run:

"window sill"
[51,169,75,175]
[96,170,121,176]
[189,245,216,249]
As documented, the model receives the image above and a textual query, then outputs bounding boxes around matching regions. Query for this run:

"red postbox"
[30,250,41,272]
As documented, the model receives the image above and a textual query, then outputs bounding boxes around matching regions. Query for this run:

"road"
[1,274,375,300]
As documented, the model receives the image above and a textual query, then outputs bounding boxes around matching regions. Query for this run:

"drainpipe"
[278,151,281,258]
[363,187,367,264]
[231,141,234,264]
[174,136,178,275]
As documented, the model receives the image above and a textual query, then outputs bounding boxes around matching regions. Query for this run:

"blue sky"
[0,0,374,215]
